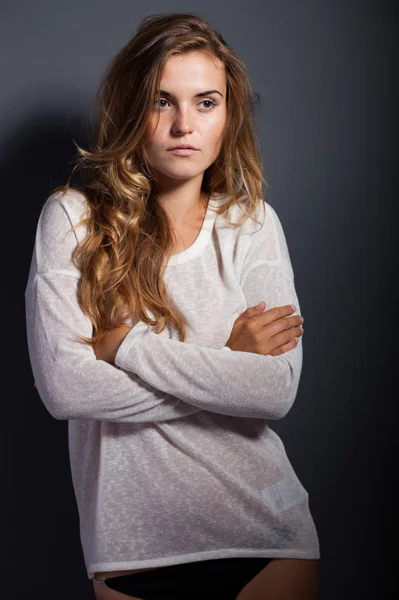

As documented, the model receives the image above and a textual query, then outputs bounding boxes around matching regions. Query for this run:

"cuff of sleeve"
[221,345,232,351]
[114,321,149,370]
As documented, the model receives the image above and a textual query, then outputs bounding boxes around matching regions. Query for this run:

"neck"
[158,188,210,227]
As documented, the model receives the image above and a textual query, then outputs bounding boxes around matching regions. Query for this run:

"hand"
[225,302,304,356]
[93,325,132,364]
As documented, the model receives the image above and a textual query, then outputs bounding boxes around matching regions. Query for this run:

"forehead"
[160,52,226,92]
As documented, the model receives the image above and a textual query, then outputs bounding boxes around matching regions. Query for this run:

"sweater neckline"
[166,192,227,266]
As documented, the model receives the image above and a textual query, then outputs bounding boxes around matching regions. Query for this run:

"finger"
[269,336,300,356]
[266,314,303,337]
[271,326,303,350]
[249,304,296,329]
[234,302,266,325]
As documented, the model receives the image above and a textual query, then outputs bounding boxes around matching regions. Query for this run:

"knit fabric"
[25,188,320,579]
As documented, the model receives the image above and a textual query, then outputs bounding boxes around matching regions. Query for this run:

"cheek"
[207,112,226,143]
[145,116,165,145]
[206,124,225,157]
[144,130,165,158]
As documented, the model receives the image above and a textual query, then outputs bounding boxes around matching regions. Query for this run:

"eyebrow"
[159,89,224,98]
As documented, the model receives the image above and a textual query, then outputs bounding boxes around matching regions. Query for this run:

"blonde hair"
[52,12,267,346]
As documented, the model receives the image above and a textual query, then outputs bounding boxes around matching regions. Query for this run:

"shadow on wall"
[1,108,96,599]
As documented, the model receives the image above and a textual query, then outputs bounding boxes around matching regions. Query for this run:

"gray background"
[2,1,396,598]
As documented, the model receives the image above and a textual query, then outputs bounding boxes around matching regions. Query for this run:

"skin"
[143,49,227,227]
[234,558,319,600]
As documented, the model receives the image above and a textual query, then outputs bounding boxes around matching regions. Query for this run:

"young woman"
[25,12,320,600]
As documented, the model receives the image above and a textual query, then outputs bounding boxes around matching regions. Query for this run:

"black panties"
[103,557,273,599]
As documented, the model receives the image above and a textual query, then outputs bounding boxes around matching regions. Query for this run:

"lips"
[168,145,199,150]
[169,147,198,156]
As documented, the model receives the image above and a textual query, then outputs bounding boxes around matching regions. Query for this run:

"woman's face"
[143,51,227,184]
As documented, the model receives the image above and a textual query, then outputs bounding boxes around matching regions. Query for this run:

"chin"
[159,167,205,179]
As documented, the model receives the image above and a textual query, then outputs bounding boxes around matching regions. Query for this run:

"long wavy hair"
[52,12,267,346]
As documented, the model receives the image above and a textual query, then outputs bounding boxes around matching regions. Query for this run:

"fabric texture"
[25,188,320,580]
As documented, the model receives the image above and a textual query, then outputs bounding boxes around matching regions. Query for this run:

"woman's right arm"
[25,191,203,423]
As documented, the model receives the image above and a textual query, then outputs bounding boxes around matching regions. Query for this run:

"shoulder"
[34,187,89,274]
[248,200,286,239]
[237,199,292,265]
[226,198,280,236]
[39,187,89,243]
[213,195,282,244]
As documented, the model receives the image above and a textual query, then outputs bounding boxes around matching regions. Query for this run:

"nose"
[172,108,194,135]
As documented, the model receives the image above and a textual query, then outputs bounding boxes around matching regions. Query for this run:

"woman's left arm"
[113,202,303,421]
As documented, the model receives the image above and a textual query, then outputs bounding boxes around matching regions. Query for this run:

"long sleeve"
[115,201,303,420]
[24,191,203,423]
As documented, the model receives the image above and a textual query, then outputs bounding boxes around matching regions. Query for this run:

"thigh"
[234,558,319,600]
[93,578,144,600]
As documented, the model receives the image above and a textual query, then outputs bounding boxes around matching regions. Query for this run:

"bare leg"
[92,578,144,600]
[234,558,319,600]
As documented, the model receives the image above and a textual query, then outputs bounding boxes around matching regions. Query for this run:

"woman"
[25,12,320,600]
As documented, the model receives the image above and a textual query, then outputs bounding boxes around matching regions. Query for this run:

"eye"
[200,99,217,111]
[153,98,169,108]
[153,98,217,111]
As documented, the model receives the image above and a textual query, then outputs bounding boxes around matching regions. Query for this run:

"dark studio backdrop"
[1,1,396,598]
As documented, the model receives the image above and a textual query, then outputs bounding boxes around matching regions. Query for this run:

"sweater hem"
[88,547,321,579]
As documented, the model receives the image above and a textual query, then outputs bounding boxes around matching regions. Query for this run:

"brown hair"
[53,12,267,345]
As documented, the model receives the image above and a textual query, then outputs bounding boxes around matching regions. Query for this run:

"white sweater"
[25,188,320,579]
